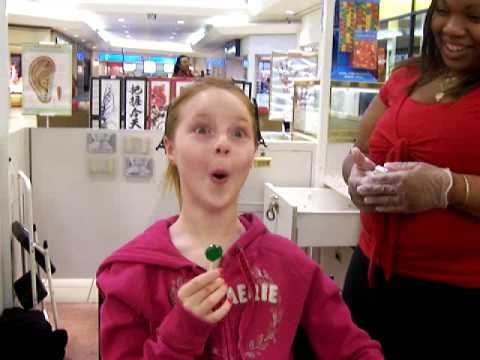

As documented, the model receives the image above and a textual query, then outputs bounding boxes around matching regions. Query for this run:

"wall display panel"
[99,77,123,130]
[269,51,318,122]
[125,78,148,130]
[293,80,321,138]
[124,155,154,178]
[22,44,72,115]
[90,77,100,127]
[148,78,170,130]
[86,132,116,153]
[123,135,151,155]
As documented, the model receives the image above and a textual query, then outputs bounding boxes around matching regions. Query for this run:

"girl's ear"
[163,136,175,164]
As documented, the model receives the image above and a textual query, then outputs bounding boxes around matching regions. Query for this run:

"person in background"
[97,78,383,359]
[173,54,194,77]
[341,1,480,359]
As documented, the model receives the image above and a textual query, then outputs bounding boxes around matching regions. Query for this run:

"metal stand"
[14,170,59,329]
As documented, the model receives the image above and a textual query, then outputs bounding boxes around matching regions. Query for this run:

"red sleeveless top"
[359,66,480,288]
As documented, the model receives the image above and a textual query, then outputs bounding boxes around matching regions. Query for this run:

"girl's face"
[165,88,256,213]
[431,0,480,73]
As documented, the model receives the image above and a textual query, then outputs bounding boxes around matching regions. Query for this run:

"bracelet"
[463,175,470,206]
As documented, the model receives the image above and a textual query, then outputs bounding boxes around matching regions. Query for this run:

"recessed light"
[285,10,295,15]
[122,24,127,28]
[126,34,131,38]
[74,34,79,38]
[125,30,129,34]
[177,20,184,25]
[81,39,86,42]
[169,36,175,39]
[171,32,176,35]
[92,46,97,49]
[118,18,125,22]
[63,27,68,31]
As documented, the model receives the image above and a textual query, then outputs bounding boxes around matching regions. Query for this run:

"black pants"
[343,247,480,360]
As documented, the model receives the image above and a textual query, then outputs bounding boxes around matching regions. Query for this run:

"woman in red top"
[342,1,480,359]
[173,54,194,77]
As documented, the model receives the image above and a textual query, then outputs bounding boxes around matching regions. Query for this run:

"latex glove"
[357,162,453,213]
[347,147,377,211]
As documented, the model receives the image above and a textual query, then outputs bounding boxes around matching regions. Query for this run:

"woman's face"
[431,0,480,73]
[180,57,190,72]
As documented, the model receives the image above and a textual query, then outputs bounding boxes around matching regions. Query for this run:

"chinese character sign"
[125,79,147,130]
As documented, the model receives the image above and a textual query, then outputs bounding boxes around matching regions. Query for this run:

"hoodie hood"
[97,213,268,277]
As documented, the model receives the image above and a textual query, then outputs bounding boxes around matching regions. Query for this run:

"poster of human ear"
[332,0,380,82]
[22,44,72,115]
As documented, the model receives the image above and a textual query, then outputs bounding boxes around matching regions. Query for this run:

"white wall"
[298,8,323,48]
[1,0,12,311]
[241,34,298,96]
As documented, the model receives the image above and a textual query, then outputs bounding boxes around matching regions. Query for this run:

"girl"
[97,78,383,359]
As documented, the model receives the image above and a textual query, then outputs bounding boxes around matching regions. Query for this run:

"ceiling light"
[63,27,68,31]
[122,25,127,28]
[74,34,79,38]
[177,20,184,25]
[118,18,125,22]
[125,30,129,34]
[285,10,295,15]
[171,32,176,35]
[126,34,132,38]
[81,39,86,42]
[92,45,97,49]
[169,36,175,39]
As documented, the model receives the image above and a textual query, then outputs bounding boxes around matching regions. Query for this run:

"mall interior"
[0,0,436,358]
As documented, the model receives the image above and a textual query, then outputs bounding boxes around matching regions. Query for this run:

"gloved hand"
[357,162,453,213]
[347,147,377,212]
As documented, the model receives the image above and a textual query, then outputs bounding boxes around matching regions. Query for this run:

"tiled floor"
[48,303,98,360]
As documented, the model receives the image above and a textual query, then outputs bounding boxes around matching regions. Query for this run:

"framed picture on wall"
[148,78,170,130]
[22,44,73,116]
[99,77,123,130]
[86,132,116,153]
[124,78,148,130]
[90,77,100,127]
[124,155,154,178]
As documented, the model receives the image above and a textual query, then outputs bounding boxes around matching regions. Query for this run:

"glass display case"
[292,80,321,138]
[328,80,381,143]
[269,51,318,123]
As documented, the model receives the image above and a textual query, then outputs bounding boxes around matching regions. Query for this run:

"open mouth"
[211,170,229,183]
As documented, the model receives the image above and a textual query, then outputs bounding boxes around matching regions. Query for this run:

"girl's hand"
[177,269,232,324]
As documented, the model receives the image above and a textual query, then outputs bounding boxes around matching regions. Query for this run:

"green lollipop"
[205,244,223,270]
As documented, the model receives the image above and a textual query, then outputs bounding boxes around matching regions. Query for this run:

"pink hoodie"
[97,214,383,359]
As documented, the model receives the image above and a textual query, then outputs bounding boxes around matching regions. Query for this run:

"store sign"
[148,56,176,64]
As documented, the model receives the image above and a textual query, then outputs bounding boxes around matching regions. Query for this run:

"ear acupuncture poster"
[22,44,72,116]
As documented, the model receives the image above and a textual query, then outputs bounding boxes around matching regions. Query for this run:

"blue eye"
[232,128,247,139]
[194,127,210,135]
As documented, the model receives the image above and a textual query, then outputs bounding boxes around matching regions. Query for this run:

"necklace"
[434,74,458,102]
